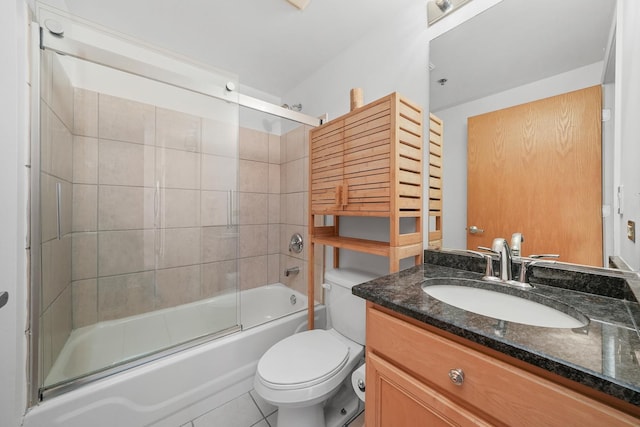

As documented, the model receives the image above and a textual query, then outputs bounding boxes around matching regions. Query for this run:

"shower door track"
[40,26,324,127]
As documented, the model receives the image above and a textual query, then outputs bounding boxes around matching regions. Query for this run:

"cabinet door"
[343,99,392,214]
[366,353,491,427]
[310,119,344,214]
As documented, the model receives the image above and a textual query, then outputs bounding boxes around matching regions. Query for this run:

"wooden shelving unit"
[307,92,424,328]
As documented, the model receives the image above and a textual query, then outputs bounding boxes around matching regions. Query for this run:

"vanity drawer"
[367,305,639,426]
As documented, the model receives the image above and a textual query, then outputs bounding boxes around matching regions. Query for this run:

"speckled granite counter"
[352,250,640,407]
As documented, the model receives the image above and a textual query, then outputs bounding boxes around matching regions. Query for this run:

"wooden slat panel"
[399,183,422,198]
[429,177,441,189]
[399,197,421,210]
[399,99,422,124]
[345,116,391,140]
[399,170,421,185]
[429,141,442,157]
[430,165,442,179]
[398,141,422,161]
[429,199,442,211]
[344,152,389,167]
[429,153,442,168]
[311,119,343,139]
[400,128,422,149]
[399,156,421,173]
[345,100,391,126]
[344,203,390,212]
[344,131,391,153]
[345,173,390,186]
[344,159,390,175]
[399,117,422,138]
[429,230,443,241]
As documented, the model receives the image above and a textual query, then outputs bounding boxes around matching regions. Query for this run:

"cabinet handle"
[448,368,465,386]
[341,183,348,208]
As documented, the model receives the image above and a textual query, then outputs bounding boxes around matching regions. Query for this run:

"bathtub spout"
[285,267,300,277]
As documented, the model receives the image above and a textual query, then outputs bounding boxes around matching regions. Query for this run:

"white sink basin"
[422,278,588,329]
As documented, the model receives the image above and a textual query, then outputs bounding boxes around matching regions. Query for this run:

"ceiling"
[37,0,419,97]
[429,0,616,111]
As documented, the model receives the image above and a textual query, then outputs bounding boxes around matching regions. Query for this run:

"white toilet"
[254,268,376,427]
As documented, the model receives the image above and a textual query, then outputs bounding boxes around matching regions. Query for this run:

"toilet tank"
[324,268,378,346]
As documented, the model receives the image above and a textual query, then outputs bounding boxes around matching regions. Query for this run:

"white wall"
[0,0,29,426]
[434,62,605,250]
[283,2,429,275]
[616,0,640,270]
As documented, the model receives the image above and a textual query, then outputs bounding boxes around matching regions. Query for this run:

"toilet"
[254,268,377,427]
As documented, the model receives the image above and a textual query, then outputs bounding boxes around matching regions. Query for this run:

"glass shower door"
[35,34,240,396]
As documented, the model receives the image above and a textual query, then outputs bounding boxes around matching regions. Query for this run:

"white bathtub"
[25,284,325,427]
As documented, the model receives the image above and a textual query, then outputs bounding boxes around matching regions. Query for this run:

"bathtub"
[24,284,326,427]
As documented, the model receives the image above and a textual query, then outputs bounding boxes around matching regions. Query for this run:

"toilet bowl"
[253,268,377,427]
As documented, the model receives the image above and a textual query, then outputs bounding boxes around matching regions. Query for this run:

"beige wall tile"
[99,186,155,231]
[201,154,237,191]
[51,53,73,131]
[285,192,305,226]
[98,94,155,145]
[40,173,57,242]
[74,88,98,137]
[99,140,155,187]
[40,103,52,175]
[239,225,268,258]
[161,189,200,228]
[98,230,155,276]
[156,148,201,189]
[201,190,228,226]
[284,158,305,193]
[239,127,269,162]
[155,265,201,309]
[72,184,97,232]
[268,164,280,194]
[72,232,97,281]
[41,236,72,311]
[267,254,280,284]
[238,192,268,225]
[268,194,280,224]
[202,226,238,263]
[40,50,52,106]
[156,108,201,152]
[268,224,281,256]
[239,256,268,291]
[50,285,73,364]
[284,126,305,162]
[59,180,73,237]
[239,160,268,193]
[50,110,73,182]
[73,136,98,184]
[157,227,201,269]
[202,118,238,158]
[72,279,97,328]
[268,133,281,164]
[201,260,237,298]
[98,271,155,320]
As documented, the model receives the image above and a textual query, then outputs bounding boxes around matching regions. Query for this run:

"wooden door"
[467,86,602,266]
[310,119,344,214]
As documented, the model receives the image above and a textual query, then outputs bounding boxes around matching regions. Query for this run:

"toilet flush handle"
[321,283,331,291]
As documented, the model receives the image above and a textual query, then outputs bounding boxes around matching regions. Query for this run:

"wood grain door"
[467,85,602,266]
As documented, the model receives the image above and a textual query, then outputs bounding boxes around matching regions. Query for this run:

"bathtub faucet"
[285,267,300,277]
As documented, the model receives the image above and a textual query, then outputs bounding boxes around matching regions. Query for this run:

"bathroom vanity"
[353,250,640,426]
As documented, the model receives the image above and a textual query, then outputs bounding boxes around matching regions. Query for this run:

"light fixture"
[427,0,472,25]
[435,0,453,13]
[287,0,310,10]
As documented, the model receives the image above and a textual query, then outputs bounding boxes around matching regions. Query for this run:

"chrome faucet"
[510,233,524,257]
[491,238,513,281]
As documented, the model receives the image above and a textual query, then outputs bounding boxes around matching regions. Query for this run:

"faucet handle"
[510,233,524,257]
[517,254,559,286]
[461,249,495,278]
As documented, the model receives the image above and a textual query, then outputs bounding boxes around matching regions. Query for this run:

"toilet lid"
[257,330,349,390]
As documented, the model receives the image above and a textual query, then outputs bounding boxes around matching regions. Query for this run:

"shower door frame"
[30,21,323,405]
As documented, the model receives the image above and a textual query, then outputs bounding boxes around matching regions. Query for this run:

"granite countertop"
[352,250,640,407]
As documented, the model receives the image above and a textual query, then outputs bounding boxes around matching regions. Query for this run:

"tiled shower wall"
[69,88,318,328]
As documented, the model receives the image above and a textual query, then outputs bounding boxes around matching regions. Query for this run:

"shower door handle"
[0,292,8,310]
[227,190,234,227]
[55,182,62,240]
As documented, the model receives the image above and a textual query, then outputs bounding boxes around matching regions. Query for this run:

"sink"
[422,278,588,329]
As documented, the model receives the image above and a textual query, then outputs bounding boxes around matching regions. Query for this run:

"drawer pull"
[448,368,465,386]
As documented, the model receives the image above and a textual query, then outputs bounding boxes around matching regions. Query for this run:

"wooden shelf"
[310,235,423,259]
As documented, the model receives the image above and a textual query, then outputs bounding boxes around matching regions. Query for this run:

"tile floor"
[180,389,365,427]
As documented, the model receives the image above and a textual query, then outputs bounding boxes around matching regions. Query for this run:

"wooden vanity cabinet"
[365,303,640,427]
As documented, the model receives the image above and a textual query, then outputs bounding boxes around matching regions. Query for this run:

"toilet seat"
[257,329,349,390]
